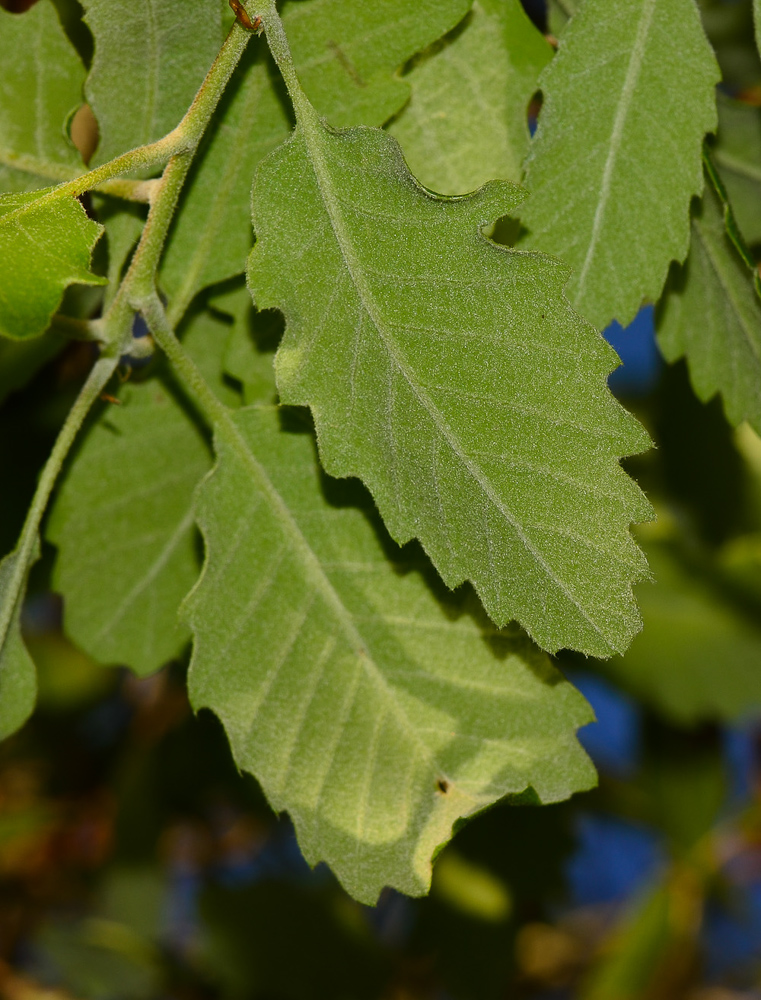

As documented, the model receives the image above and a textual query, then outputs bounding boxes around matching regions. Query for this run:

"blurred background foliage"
[3,0,761,996]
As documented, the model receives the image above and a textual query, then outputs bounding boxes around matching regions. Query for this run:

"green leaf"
[755,0,761,62]
[713,94,761,248]
[80,0,222,166]
[0,0,85,194]
[247,103,652,657]
[48,383,207,677]
[521,0,719,330]
[185,405,595,903]
[160,49,290,318]
[0,333,67,406]
[656,169,761,434]
[160,1,472,319]
[0,191,105,341]
[212,284,279,405]
[0,545,38,740]
[388,0,552,195]
[599,534,761,725]
[284,0,472,128]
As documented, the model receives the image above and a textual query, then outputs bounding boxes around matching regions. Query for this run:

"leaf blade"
[248,112,652,657]
[185,405,595,903]
[521,0,719,330]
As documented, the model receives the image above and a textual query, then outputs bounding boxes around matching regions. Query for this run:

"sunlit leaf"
[0,191,104,341]
[185,405,595,902]
[248,97,652,657]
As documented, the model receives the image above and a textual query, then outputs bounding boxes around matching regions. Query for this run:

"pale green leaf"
[656,171,761,434]
[0,0,85,194]
[713,94,761,247]
[0,191,105,341]
[283,0,472,128]
[247,107,652,657]
[81,0,221,166]
[0,545,38,740]
[388,0,552,195]
[599,535,761,724]
[521,0,719,330]
[185,405,595,903]
[755,0,761,62]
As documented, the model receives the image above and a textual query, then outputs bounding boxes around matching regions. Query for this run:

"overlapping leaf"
[388,0,552,195]
[80,0,221,166]
[657,171,761,434]
[283,0,472,128]
[248,99,652,657]
[521,0,719,330]
[185,405,595,903]
[0,544,38,740]
[161,0,471,321]
[0,0,85,194]
[0,191,105,340]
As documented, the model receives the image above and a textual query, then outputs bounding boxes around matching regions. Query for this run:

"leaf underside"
[657,175,761,435]
[248,118,653,657]
[185,405,595,904]
[521,0,719,330]
[388,0,552,195]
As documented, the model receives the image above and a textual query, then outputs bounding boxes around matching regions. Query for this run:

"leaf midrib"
[574,0,657,300]
[295,114,613,649]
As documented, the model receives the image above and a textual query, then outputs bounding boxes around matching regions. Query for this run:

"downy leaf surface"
[185,405,596,903]
[80,0,221,166]
[0,544,39,740]
[521,0,719,330]
[657,171,761,434]
[0,0,85,194]
[388,0,552,195]
[248,97,653,657]
[0,191,105,341]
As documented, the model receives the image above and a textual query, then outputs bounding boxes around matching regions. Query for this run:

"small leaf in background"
[47,355,216,676]
[0,191,104,341]
[657,171,761,434]
[388,0,552,195]
[0,544,39,741]
[284,0,472,128]
[521,0,719,330]
[599,533,761,726]
[185,406,595,903]
[713,94,761,248]
[80,0,221,166]
[0,0,85,194]
[249,109,652,657]
[212,284,280,405]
